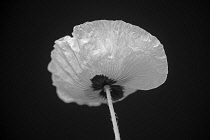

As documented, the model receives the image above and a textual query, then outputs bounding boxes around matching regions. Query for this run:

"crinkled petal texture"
[48,20,168,106]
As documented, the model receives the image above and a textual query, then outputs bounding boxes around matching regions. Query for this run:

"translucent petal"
[48,20,168,106]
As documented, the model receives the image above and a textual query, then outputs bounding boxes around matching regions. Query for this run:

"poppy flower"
[48,20,168,140]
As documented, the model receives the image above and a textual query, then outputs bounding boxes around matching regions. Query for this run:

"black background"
[3,1,207,140]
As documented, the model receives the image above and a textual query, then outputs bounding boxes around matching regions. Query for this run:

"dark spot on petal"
[90,74,125,102]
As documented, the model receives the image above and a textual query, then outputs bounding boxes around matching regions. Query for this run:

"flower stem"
[105,86,121,140]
